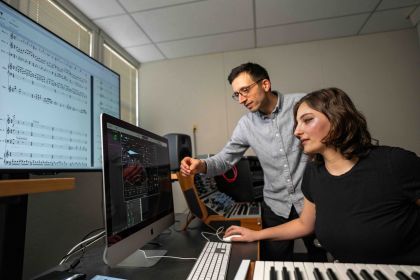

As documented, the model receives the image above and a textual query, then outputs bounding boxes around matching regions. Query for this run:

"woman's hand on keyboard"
[224,225,259,242]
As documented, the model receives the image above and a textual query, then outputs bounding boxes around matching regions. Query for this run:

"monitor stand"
[117,249,167,268]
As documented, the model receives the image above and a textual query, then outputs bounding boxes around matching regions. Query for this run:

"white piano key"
[400,264,420,276]
[331,263,349,280]
[324,262,344,280]
[274,261,284,280]
[293,262,309,280]
[378,264,399,279]
[354,263,371,277]
[303,262,317,280]
[264,261,275,280]
[283,261,295,280]
[253,261,265,280]
[314,262,328,278]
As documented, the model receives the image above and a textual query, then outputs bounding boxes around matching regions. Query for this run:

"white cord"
[59,230,105,265]
[200,226,225,242]
[138,250,197,260]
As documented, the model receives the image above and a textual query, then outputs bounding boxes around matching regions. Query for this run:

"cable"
[222,165,238,183]
[59,230,105,265]
[138,250,197,260]
[200,226,225,242]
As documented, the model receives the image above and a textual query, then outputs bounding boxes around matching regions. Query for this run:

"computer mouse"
[222,234,242,242]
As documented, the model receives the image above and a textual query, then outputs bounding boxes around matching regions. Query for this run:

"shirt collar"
[257,91,283,119]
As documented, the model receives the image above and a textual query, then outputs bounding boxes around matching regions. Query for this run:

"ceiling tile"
[360,7,415,34]
[68,0,124,19]
[157,30,255,59]
[377,0,420,10]
[255,0,378,27]
[257,14,368,47]
[119,0,198,12]
[94,15,150,47]
[131,0,253,42]
[126,44,165,63]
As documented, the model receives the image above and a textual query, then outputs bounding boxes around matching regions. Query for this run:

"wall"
[140,29,420,156]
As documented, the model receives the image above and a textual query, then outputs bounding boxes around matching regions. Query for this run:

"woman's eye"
[303,118,313,123]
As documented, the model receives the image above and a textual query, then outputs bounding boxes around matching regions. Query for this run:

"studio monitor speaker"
[164,133,192,171]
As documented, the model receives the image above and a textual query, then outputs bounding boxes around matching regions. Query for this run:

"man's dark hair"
[227,62,270,84]
[293,87,373,161]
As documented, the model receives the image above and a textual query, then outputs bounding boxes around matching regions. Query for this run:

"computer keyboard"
[187,241,232,280]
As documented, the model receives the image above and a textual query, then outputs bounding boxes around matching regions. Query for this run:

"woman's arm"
[224,198,316,242]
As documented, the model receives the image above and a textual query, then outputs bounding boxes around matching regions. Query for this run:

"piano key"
[360,269,374,280]
[282,266,290,280]
[330,263,348,280]
[411,271,420,280]
[304,262,317,280]
[294,262,309,280]
[274,261,283,280]
[283,262,295,280]
[253,261,265,280]
[395,271,410,280]
[373,269,388,280]
[264,261,275,280]
[326,268,338,280]
[377,264,396,280]
[346,268,360,280]
[294,266,304,280]
[314,267,325,280]
[271,266,278,280]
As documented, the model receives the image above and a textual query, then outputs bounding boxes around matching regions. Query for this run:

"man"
[180,62,325,261]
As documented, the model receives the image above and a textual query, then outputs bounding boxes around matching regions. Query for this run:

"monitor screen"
[100,113,174,267]
[0,2,120,171]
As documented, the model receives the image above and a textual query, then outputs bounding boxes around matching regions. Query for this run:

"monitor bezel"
[100,113,175,266]
[0,1,121,173]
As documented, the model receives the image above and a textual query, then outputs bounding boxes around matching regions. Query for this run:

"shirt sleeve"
[388,147,420,202]
[301,163,314,202]
[204,116,249,177]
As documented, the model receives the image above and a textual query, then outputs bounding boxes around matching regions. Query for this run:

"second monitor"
[100,113,174,267]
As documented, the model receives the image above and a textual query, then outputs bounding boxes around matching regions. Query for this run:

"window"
[103,44,138,125]
[28,0,91,55]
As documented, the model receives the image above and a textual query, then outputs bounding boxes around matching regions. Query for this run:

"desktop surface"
[74,214,258,280]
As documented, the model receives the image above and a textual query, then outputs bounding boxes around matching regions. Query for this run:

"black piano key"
[270,266,277,280]
[347,269,360,280]
[314,267,324,280]
[294,267,303,280]
[395,271,410,280]
[282,266,290,280]
[412,272,420,280]
[326,268,338,280]
[360,269,374,280]
[373,270,388,280]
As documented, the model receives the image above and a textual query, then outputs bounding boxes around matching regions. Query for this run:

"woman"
[224,88,420,264]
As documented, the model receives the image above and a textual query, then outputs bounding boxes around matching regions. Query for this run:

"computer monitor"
[100,113,174,267]
[0,1,120,172]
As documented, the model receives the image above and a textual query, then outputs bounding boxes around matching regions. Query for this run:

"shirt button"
[287,179,290,182]
[280,149,283,152]
[276,133,279,137]
[284,164,287,168]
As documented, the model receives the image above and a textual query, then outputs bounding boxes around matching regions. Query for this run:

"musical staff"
[0,114,90,167]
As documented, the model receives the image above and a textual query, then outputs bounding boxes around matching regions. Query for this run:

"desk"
[74,215,258,280]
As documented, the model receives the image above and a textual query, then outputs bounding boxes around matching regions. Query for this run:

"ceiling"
[68,0,420,64]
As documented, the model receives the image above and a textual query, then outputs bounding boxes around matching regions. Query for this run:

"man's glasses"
[231,78,263,101]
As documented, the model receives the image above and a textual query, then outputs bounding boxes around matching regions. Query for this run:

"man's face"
[231,72,266,112]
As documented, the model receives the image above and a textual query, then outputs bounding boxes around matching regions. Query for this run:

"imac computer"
[100,113,175,267]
